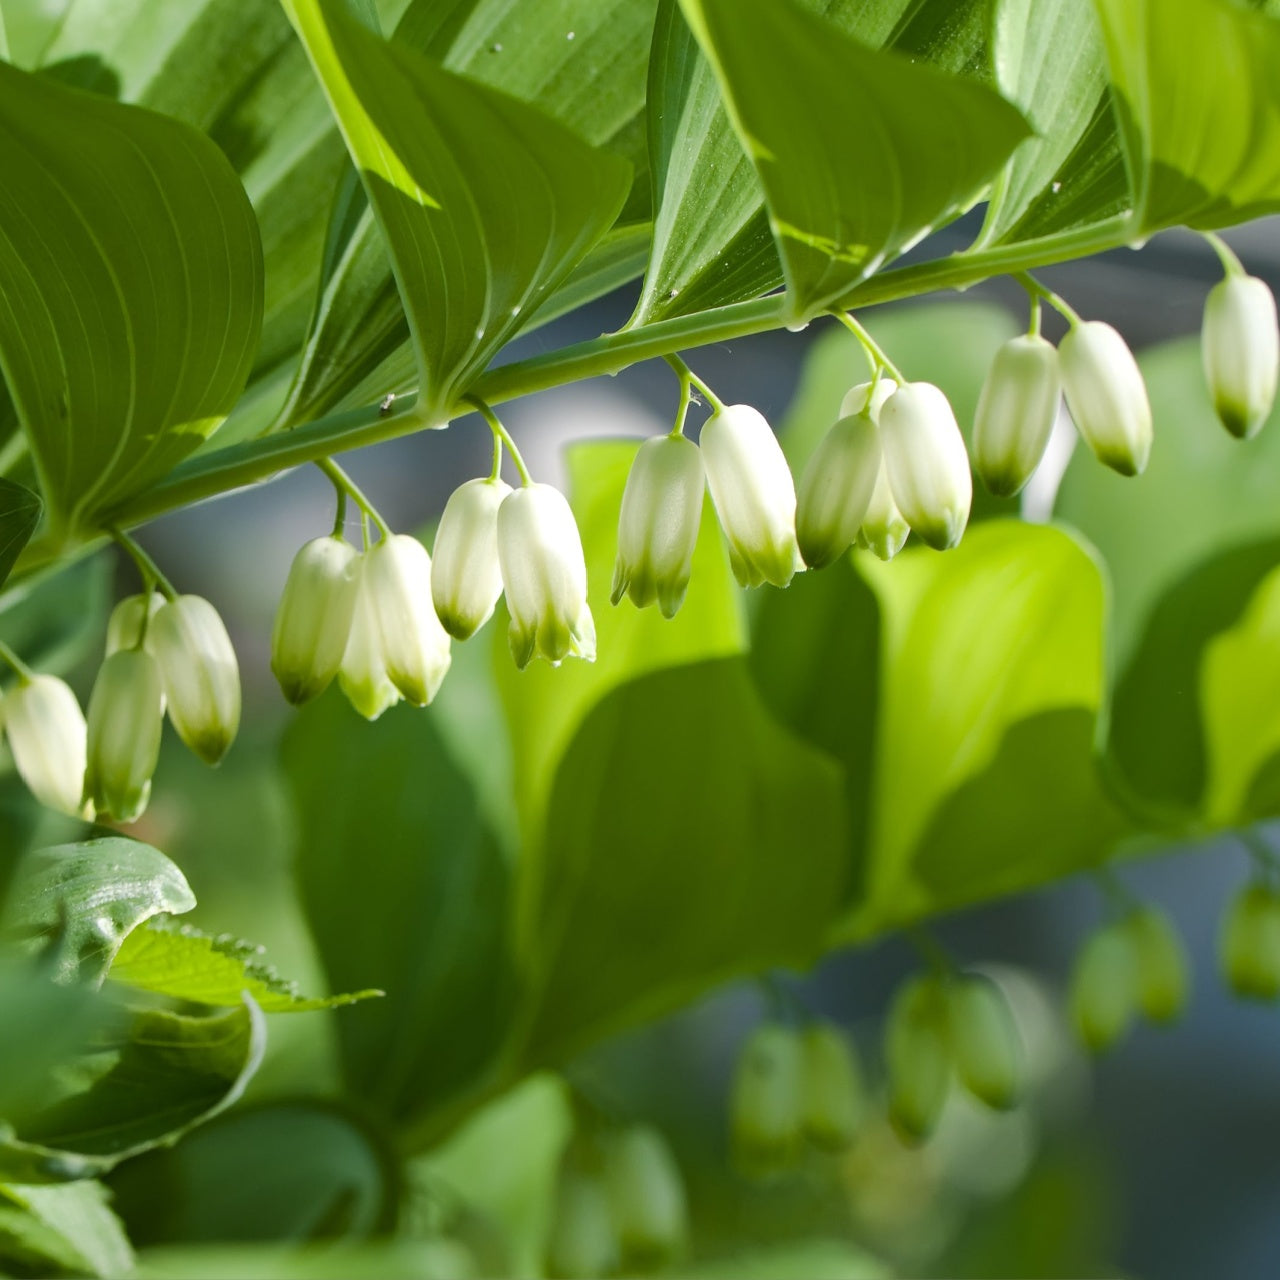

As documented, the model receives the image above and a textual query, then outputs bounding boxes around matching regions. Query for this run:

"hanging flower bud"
[149,596,240,766]
[700,404,800,588]
[497,484,595,669]
[105,592,165,655]
[84,648,164,823]
[603,1125,688,1269]
[1127,907,1190,1023]
[857,463,910,561]
[545,1147,618,1280]
[729,1022,803,1174]
[799,1021,865,1151]
[948,975,1022,1110]
[885,974,951,1144]
[796,381,889,569]
[878,382,972,551]
[431,477,512,640]
[1220,882,1280,1000]
[271,536,360,705]
[1069,923,1137,1052]
[973,334,1063,496]
[1202,272,1280,439]
[339,561,401,721]
[1059,321,1152,476]
[611,436,705,618]
[361,534,451,705]
[2,675,91,818]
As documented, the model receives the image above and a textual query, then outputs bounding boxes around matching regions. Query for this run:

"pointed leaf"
[0,1181,133,1280]
[280,0,631,420]
[0,61,263,530]
[0,478,41,590]
[676,0,1030,321]
[1096,0,1280,231]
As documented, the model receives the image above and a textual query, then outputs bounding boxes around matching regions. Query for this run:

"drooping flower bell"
[1220,882,1280,1000]
[857,462,910,561]
[877,381,972,551]
[361,534,451,705]
[84,648,165,823]
[611,435,705,618]
[1059,321,1152,476]
[271,536,360,705]
[603,1125,688,1269]
[1127,907,1190,1023]
[105,591,165,656]
[339,559,401,721]
[972,334,1063,496]
[729,1022,803,1174]
[798,1021,865,1151]
[884,973,951,1143]
[497,483,595,669]
[431,477,511,640]
[796,381,890,569]
[1069,922,1137,1052]
[1202,272,1280,439]
[545,1142,618,1280]
[948,974,1022,1110]
[149,595,241,766]
[1,674,91,818]
[700,404,800,588]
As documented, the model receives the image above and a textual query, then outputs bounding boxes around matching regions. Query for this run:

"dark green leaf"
[280,0,631,420]
[0,554,112,678]
[674,0,1029,321]
[0,478,41,590]
[0,60,263,531]
[108,1102,395,1246]
[281,689,513,1129]
[2,998,265,1182]
[1096,0,1280,230]
[518,658,848,1066]
[107,918,382,1013]
[135,1240,472,1280]
[2,839,195,985]
[0,1180,134,1280]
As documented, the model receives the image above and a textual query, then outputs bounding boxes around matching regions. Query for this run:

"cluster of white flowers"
[1,589,240,824]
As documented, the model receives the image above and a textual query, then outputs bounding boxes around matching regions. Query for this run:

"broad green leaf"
[0,60,263,532]
[1096,0,1280,231]
[683,1240,891,1280]
[107,1102,394,1245]
[494,440,745,908]
[2,839,195,985]
[976,0,1119,245]
[2,998,265,1183]
[136,1240,473,1280]
[517,658,848,1067]
[280,0,631,421]
[281,689,513,1130]
[846,521,1118,933]
[107,918,381,1013]
[0,554,111,678]
[1056,337,1280,817]
[1200,564,1280,826]
[276,0,655,428]
[634,0,995,325]
[0,1181,133,1280]
[0,478,41,590]
[676,0,1030,321]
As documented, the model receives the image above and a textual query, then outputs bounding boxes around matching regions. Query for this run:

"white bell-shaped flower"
[878,381,972,551]
[611,435,705,618]
[973,334,1063,496]
[1059,320,1152,476]
[796,380,892,569]
[431,477,511,640]
[149,595,241,766]
[1202,273,1280,439]
[84,648,164,823]
[700,404,800,588]
[604,1125,688,1267]
[857,463,910,561]
[497,484,595,669]
[339,560,401,721]
[2,674,91,818]
[105,592,165,655]
[361,534,451,706]
[271,536,360,705]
